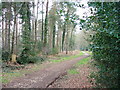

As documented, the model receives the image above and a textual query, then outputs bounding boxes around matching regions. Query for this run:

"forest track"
[3,54,90,88]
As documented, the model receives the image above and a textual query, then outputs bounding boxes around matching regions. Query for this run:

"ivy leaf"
[60,10,62,13]
[80,19,86,23]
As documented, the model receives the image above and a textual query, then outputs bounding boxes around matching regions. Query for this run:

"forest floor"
[49,57,94,88]
[2,51,94,88]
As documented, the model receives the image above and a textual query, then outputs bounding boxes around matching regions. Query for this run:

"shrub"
[28,56,45,63]
[88,2,120,88]
[2,50,10,61]
[2,62,11,72]
[17,47,45,64]
[37,41,43,51]
[17,55,45,64]
[50,48,59,55]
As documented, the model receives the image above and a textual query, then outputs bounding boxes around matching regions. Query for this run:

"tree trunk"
[56,29,59,51]
[32,2,35,42]
[15,15,18,54]
[65,24,69,54]
[44,0,49,46]
[34,1,39,47]
[52,25,56,48]
[11,4,16,55]
[69,24,75,51]
[2,9,5,52]
[56,28,61,52]
[7,2,12,55]
[5,16,8,50]
[62,23,66,52]
[41,1,44,42]
[62,9,69,52]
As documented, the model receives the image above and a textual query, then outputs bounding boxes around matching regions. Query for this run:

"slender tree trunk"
[2,10,5,51]
[69,24,75,51]
[56,29,59,50]
[62,23,66,52]
[32,2,35,42]
[5,10,8,52]
[8,3,11,55]
[27,3,31,37]
[65,25,69,54]
[35,1,39,46]
[44,0,49,46]
[59,29,62,52]
[52,25,56,48]
[11,4,16,55]
[15,15,18,54]
[56,28,61,52]
[8,18,11,54]
[48,26,52,51]
[62,9,69,52]
[41,1,44,42]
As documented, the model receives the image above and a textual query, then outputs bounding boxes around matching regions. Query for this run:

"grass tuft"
[67,57,91,75]
[67,69,79,74]
[76,57,91,66]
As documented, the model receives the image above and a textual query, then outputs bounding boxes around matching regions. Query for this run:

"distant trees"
[48,2,57,54]
[75,30,89,51]
[1,1,82,64]
[56,2,79,53]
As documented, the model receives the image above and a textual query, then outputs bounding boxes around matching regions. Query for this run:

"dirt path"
[3,55,90,88]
